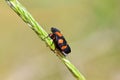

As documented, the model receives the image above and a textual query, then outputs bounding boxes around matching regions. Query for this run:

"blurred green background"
[0,0,120,80]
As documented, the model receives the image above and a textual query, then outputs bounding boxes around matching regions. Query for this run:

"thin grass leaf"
[5,0,86,80]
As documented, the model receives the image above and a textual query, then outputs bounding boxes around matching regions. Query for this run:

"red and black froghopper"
[49,27,71,56]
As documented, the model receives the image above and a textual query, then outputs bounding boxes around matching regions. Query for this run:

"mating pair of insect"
[48,27,71,56]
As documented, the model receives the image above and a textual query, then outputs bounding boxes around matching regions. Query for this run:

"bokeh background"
[0,0,120,80]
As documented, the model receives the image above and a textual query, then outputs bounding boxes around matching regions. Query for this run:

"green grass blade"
[5,0,86,80]
[57,52,86,80]
[6,0,55,50]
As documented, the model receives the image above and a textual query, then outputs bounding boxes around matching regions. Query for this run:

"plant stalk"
[5,0,86,80]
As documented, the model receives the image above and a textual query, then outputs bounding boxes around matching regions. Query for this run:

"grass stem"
[5,0,86,80]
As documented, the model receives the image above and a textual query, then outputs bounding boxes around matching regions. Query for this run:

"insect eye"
[51,27,61,33]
